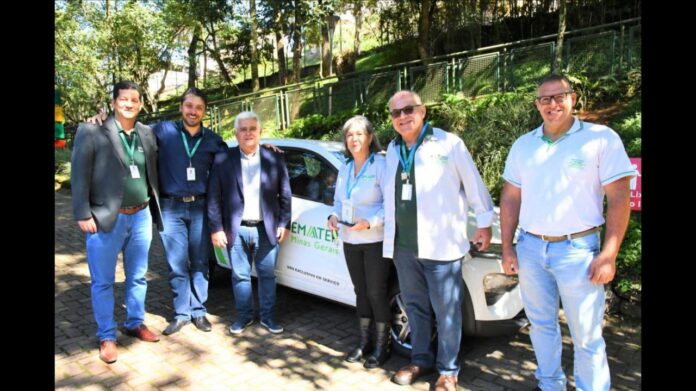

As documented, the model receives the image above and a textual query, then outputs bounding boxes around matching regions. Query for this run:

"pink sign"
[629,158,641,211]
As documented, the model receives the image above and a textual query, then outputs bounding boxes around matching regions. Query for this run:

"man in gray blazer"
[71,80,163,364]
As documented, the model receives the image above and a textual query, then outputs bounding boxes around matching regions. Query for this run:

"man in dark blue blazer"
[208,111,292,335]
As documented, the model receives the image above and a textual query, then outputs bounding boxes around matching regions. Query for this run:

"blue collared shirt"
[152,120,227,197]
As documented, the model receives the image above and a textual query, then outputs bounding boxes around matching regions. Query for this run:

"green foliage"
[55,148,72,190]
[355,40,419,72]
[56,1,176,121]
[55,149,72,176]
[568,68,642,113]
[567,72,623,111]
[605,93,641,301]
[285,112,351,141]
[612,111,641,157]
[434,90,541,203]
[285,102,393,144]
[614,215,641,299]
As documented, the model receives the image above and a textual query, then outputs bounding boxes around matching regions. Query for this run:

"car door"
[278,148,356,306]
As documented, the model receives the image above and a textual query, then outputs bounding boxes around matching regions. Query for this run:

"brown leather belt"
[526,226,601,242]
[119,202,148,215]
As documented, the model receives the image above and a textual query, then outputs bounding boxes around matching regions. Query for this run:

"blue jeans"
[229,224,279,322]
[159,198,209,321]
[516,230,610,391]
[86,207,152,341]
[393,247,463,376]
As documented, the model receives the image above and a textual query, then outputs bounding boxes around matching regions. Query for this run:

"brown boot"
[391,364,434,385]
[99,340,117,364]
[434,374,458,391]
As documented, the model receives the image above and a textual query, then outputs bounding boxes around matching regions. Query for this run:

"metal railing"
[142,18,641,135]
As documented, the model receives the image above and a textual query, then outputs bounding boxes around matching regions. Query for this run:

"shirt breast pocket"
[562,153,594,181]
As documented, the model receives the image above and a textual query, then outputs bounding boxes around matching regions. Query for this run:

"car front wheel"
[388,281,476,358]
[389,290,415,357]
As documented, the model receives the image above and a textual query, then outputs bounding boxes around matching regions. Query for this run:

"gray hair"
[234,111,261,129]
[341,115,382,159]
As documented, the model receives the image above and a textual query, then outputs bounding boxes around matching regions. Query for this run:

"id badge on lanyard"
[187,166,196,181]
[341,199,354,223]
[130,164,141,179]
[401,183,412,201]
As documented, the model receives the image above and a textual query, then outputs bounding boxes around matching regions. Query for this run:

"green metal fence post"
[495,52,500,92]
[549,41,555,72]
[284,90,290,129]
[611,31,617,74]
[619,24,625,72]
[275,93,281,130]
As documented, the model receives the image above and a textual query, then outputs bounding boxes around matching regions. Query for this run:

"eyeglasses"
[536,91,573,105]
[389,104,422,118]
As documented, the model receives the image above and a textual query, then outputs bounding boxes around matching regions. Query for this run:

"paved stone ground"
[55,191,641,390]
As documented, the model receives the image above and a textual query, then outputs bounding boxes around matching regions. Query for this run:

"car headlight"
[483,273,519,305]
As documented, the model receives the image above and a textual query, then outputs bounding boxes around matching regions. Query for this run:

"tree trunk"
[188,24,200,88]
[274,6,288,86]
[275,28,287,85]
[321,16,331,77]
[292,3,303,83]
[154,60,170,104]
[353,1,362,56]
[250,0,260,91]
[417,0,432,60]
[553,0,567,73]
[205,22,233,85]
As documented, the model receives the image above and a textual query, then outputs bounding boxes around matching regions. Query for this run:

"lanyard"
[180,125,204,166]
[117,125,138,164]
[345,153,375,199]
[398,121,429,180]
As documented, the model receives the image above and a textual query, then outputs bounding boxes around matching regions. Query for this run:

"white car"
[213,138,527,355]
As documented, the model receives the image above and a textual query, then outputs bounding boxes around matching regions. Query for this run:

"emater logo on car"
[290,221,339,255]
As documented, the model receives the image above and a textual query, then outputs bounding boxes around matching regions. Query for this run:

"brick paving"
[55,191,641,390]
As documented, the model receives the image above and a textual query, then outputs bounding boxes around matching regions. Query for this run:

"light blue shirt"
[331,154,386,244]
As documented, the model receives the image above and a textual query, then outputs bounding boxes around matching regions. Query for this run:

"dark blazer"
[207,146,291,246]
[71,115,163,233]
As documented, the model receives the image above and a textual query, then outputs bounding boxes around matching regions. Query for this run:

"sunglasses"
[389,104,422,118]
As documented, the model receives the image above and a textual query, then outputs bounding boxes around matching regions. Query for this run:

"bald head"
[388,90,427,147]
[388,90,423,109]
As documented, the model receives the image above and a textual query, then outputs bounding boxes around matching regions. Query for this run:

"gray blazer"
[71,115,163,233]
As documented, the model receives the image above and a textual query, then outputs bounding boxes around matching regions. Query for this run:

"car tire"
[388,276,477,358]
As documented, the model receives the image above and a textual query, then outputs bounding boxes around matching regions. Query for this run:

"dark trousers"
[343,241,391,322]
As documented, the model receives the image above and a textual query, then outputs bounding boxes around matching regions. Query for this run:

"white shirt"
[383,127,495,260]
[502,118,638,236]
[331,154,386,244]
[240,145,262,221]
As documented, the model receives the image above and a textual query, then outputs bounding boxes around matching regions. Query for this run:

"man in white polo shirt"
[500,74,637,391]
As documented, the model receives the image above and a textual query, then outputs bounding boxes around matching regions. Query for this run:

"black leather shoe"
[192,316,212,332]
[163,319,191,336]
